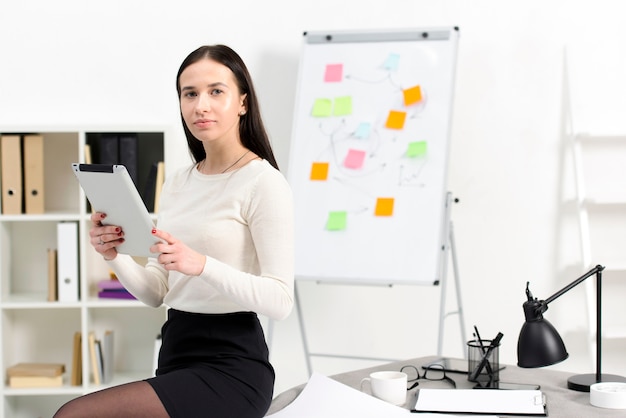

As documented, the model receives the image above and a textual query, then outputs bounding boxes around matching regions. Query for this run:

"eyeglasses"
[400,363,457,390]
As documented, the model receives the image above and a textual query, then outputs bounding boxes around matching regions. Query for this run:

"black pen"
[473,325,494,377]
[469,332,503,382]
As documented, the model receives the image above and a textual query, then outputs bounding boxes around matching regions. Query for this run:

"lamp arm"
[543,265,604,306]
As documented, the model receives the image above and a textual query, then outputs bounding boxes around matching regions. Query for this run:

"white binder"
[57,221,79,302]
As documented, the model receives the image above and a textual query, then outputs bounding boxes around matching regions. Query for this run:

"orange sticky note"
[385,110,407,130]
[375,197,394,217]
[404,85,423,106]
[310,162,329,180]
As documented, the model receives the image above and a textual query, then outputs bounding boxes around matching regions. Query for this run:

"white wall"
[2,0,625,393]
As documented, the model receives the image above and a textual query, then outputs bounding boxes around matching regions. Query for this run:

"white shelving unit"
[563,44,626,373]
[0,127,169,418]
[570,133,626,351]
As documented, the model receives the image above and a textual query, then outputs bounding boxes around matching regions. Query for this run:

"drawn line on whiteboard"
[398,160,429,187]
[331,176,378,198]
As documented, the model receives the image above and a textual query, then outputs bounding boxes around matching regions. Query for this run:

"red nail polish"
[115,227,121,232]
[152,228,157,234]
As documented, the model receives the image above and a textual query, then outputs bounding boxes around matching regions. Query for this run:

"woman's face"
[179,58,246,145]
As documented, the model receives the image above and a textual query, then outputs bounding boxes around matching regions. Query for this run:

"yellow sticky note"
[326,211,348,231]
[375,198,394,217]
[407,141,427,157]
[310,162,329,181]
[333,96,353,116]
[404,85,423,106]
[312,98,332,117]
[385,110,407,129]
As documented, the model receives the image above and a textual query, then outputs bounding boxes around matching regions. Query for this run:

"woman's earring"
[239,110,246,116]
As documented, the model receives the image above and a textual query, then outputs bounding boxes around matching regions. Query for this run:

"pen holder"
[467,339,500,388]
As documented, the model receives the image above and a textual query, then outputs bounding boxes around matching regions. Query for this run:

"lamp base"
[567,373,626,392]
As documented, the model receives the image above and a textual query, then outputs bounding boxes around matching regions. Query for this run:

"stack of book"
[97,278,135,300]
[89,330,114,385]
[7,363,65,388]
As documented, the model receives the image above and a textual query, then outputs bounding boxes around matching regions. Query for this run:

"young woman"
[54,45,294,418]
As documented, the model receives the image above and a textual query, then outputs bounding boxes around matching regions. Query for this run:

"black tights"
[53,381,169,418]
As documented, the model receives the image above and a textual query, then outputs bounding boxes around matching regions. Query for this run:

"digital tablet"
[72,163,161,257]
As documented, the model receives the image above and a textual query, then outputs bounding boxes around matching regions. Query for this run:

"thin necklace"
[221,150,250,173]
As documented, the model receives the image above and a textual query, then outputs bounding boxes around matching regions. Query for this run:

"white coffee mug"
[360,371,407,405]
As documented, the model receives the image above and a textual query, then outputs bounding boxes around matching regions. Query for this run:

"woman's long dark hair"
[176,45,279,170]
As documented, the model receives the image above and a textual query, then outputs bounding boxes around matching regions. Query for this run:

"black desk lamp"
[517,264,626,392]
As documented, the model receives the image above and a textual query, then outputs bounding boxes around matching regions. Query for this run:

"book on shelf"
[98,134,119,166]
[7,362,65,378]
[102,330,114,384]
[57,221,79,302]
[47,248,58,302]
[7,362,65,389]
[154,161,165,213]
[88,330,115,385]
[88,332,102,385]
[97,278,135,300]
[0,134,23,214]
[71,331,82,386]
[119,134,139,187]
[98,289,136,299]
[23,134,45,214]
[153,334,162,377]
[143,162,158,213]
[143,160,165,213]
[84,143,93,164]
[9,375,63,388]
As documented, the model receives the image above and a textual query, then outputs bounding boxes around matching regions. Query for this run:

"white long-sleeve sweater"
[106,159,294,321]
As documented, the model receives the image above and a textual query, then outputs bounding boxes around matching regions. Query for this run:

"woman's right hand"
[90,212,124,261]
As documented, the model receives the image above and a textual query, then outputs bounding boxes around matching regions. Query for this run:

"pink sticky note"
[324,64,343,82]
[344,149,367,169]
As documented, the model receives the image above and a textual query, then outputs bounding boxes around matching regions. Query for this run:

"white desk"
[267,356,624,417]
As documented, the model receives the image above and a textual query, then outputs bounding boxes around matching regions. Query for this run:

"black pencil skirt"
[145,309,274,418]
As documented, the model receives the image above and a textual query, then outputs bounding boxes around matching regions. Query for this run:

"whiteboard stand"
[295,192,466,376]
[437,211,467,356]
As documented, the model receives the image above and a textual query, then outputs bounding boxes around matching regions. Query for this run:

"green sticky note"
[326,211,347,231]
[333,96,352,116]
[312,98,332,117]
[407,141,427,157]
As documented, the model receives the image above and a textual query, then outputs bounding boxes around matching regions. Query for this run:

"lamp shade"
[517,314,569,368]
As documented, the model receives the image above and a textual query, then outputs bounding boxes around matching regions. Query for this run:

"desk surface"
[267,356,623,417]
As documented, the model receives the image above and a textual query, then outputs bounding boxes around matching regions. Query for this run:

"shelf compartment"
[3,394,77,418]
[1,308,81,388]
[84,305,166,389]
[0,220,77,302]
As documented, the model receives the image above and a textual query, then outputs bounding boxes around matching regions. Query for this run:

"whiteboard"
[287,28,459,285]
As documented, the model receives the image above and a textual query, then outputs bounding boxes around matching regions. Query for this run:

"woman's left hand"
[150,229,206,276]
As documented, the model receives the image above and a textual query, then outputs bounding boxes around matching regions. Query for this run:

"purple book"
[98,290,136,300]
[97,279,126,290]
